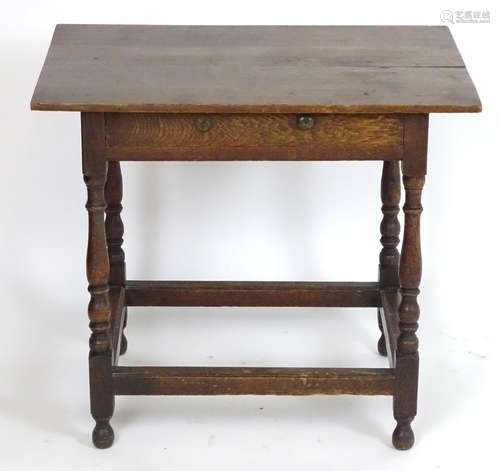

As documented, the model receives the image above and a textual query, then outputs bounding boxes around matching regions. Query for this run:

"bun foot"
[92,420,114,449]
[392,421,414,450]
[120,334,128,356]
[377,335,387,356]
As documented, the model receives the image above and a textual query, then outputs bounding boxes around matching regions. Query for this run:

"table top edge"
[30,101,482,114]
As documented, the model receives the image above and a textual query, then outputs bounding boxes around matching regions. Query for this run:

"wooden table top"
[31,25,481,114]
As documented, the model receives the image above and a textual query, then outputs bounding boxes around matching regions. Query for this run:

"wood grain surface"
[31,25,481,113]
[112,366,396,396]
[125,280,381,307]
[104,113,404,160]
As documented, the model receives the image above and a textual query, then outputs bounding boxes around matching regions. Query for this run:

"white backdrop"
[0,1,498,470]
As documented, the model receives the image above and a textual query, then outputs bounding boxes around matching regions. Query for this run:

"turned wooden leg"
[83,114,115,449]
[105,161,127,356]
[392,174,424,450]
[378,161,401,356]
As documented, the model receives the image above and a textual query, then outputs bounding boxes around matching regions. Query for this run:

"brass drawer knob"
[297,115,315,130]
[195,116,214,132]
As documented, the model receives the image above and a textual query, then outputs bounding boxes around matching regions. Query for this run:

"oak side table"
[31,25,481,450]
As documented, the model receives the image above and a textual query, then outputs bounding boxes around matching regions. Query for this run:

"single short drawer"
[104,113,404,161]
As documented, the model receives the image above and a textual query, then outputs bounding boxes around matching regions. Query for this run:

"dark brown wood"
[380,289,401,368]
[377,161,401,356]
[81,113,115,449]
[112,367,395,396]
[403,115,429,176]
[392,173,425,450]
[108,287,125,366]
[31,25,481,114]
[105,161,128,355]
[391,114,427,450]
[105,162,125,286]
[125,281,381,308]
[104,113,403,161]
[379,161,401,288]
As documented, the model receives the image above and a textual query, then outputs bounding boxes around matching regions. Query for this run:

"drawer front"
[104,113,404,161]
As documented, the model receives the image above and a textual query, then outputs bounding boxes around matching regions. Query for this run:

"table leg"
[378,161,401,356]
[105,161,127,355]
[83,116,115,448]
[392,173,424,450]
